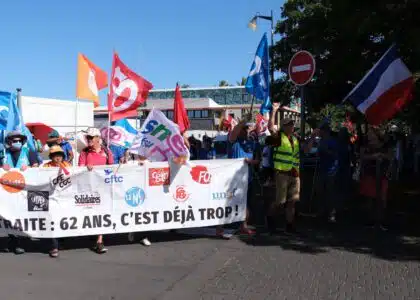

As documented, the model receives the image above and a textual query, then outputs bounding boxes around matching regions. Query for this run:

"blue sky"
[0,0,283,105]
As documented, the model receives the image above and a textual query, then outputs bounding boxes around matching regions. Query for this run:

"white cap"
[85,127,101,137]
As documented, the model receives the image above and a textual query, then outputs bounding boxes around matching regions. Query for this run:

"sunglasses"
[11,139,22,143]
[86,135,97,140]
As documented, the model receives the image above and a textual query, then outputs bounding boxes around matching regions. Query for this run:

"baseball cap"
[85,127,101,137]
[280,118,295,127]
[48,130,60,138]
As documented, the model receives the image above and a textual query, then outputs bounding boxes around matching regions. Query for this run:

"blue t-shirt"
[60,141,73,162]
[318,137,338,175]
[109,144,126,163]
[228,138,258,160]
[228,138,259,183]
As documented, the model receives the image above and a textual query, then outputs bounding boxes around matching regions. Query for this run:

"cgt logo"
[149,168,170,186]
[173,185,190,203]
[125,187,145,207]
[104,169,123,184]
[190,166,211,184]
[212,188,238,201]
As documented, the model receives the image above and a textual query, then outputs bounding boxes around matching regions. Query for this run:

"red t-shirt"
[78,147,114,166]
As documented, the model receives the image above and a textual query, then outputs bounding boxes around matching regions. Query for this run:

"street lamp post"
[248,10,275,97]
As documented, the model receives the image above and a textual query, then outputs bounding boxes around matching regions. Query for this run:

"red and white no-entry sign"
[288,51,316,86]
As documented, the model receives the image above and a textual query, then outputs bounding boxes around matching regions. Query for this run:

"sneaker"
[14,247,25,255]
[93,243,108,254]
[128,233,135,243]
[239,225,256,236]
[140,238,151,246]
[216,227,232,240]
[49,249,59,258]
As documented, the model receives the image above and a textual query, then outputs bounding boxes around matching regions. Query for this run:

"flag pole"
[73,97,79,166]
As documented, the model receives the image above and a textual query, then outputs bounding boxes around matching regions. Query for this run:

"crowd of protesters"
[0,106,415,258]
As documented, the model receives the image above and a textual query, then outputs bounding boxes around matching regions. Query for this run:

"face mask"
[11,142,22,150]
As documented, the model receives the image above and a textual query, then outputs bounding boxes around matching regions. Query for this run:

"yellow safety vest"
[273,132,300,171]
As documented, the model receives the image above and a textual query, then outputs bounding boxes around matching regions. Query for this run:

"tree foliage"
[218,80,230,87]
[272,0,420,125]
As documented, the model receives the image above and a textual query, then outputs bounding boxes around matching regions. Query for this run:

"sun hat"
[85,127,101,137]
[48,145,65,158]
[6,130,27,143]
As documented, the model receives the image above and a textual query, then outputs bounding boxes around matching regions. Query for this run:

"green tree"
[236,77,247,86]
[272,0,420,124]
[218,80,230,87]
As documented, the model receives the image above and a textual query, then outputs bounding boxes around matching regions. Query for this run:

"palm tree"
[218,80,230,87]
[236,77,247,86]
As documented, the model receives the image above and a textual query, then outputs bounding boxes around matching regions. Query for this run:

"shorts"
[275,171,300,204]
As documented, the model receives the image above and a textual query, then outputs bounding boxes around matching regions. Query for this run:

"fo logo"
[190,166,211,184]
[125,187,145,207]
[173,185,189,203]
[0,171,25,193]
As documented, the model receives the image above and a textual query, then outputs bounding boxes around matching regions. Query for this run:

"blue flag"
[1,91,36,152]
[245,33,271,114]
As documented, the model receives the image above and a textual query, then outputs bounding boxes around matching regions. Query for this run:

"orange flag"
[76,54,108,107]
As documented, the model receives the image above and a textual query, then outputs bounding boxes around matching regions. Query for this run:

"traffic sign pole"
[299,86,305,170]
[287,50,315,171]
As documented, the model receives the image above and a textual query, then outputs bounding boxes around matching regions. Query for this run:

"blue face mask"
[11,142,22,150]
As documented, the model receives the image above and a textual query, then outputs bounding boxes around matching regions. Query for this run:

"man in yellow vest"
[268,103,301,233]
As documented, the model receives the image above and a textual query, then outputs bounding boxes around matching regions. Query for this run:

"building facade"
[94,86,301,130]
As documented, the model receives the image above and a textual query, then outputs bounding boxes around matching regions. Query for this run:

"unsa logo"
[190,166,211,184]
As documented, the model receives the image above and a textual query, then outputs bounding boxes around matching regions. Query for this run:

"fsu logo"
[173,186,189,202]
[149,168,170,186]
[190,165,211,184]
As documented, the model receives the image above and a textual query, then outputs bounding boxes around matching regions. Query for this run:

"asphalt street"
[0,226,419,300]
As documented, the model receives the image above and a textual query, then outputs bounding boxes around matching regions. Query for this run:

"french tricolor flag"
[344,45,414,125]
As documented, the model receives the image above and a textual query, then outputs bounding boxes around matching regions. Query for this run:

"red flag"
[108,52,153,121]
[256,113,268,135]
[173,84,190,133]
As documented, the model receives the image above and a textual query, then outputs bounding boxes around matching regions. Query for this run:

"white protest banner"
[129,109,189,161]
[0,159,247,238]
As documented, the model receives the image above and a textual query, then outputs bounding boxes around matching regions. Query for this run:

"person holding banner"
[43,145,71,257]
[0,130,39,254]
[79,128,114,254]
[227,118,261,235]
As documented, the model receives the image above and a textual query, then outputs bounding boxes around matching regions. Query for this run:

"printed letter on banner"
[0,160,248,238]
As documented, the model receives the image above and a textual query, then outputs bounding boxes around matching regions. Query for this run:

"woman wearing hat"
[43,145,71,257]
[79,127,114,254]
[0,130,39,255]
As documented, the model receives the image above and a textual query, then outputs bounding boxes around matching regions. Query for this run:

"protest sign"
[0,159,247,238]
[129,109,189,161]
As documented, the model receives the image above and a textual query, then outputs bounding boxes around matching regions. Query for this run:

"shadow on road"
[239,223,420,262]
[0,230,203,254]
